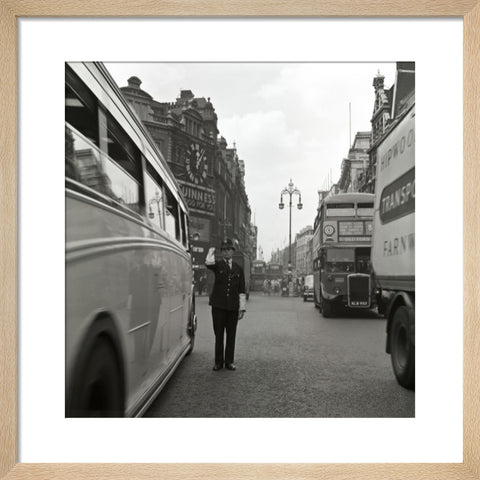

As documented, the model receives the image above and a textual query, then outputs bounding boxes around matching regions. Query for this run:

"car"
[303,274,314,302]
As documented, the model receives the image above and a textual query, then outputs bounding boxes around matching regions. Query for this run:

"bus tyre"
[186,310,197,355]
[186,334,195,355]
[71,338,124,417]
[322,297,333,318]
[314,292,320,309]
[390,306,415,390]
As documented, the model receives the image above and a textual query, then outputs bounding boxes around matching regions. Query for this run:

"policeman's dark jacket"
[206,259,246,311]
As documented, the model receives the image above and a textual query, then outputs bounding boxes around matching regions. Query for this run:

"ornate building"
[118,77,253,267]
[337,131,371,193]
[359,63,415,193]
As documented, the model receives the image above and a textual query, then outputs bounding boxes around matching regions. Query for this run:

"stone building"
[359,62,415,193]
[271,243,297,274]
[295,225,313,276]
[337,131,371,193]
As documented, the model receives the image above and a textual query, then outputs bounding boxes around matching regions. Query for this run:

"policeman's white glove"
[239,293,246,311]
[205,247,216,265]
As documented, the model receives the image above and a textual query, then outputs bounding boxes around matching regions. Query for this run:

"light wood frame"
[1,1,478,479]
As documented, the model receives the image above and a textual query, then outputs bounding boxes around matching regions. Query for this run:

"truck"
[371,95,415,390]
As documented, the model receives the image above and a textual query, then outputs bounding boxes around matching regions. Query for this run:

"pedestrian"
[205,238,246,371]
[263,278,269,296]
[197,273,206,296]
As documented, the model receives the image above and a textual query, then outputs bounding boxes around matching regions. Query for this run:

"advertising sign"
[372,105,415,282]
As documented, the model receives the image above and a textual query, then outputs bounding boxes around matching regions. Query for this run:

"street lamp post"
[218,219,232,239]
[278,179,303,274]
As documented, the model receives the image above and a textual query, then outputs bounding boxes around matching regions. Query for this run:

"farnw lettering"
[383,233,415,256]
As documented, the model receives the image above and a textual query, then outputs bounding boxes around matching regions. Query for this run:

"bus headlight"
[334,287,341,294]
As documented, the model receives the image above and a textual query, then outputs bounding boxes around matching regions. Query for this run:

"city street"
[145,292,415,418]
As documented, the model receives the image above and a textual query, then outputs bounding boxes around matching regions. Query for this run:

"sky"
[106,62,396,260]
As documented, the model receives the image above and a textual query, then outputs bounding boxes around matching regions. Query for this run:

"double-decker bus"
[266,263,284,280]
[251,260,267,291]
[312,192,374,317]
[65,62,196,417]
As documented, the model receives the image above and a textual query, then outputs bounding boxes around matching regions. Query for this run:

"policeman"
[205,238,246,371]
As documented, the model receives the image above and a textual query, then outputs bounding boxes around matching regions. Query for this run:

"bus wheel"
[186,312,197,355]
[390,306,415,390]
[186,334,195,355]
[322,297,334,317]
[71,338,124,417]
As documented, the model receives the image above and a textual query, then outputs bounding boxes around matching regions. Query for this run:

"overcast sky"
[106,62,396,260]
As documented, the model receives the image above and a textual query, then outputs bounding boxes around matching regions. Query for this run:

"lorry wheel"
[390,306,415,390]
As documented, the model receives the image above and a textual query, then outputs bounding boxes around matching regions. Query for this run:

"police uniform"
[206,240,246,370]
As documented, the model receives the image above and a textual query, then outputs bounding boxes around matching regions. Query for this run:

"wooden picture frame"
[1,1,478,478]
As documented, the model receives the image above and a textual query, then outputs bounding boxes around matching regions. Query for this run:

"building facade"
[359,63,415,193]
[295,225,313,276]
[337,131,371,193]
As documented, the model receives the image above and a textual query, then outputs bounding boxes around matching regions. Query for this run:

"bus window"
[145,171,165,231]
[326,248,354,273]
[99,109,142,183]
[66,67,142,213]
[326,203,355,217]
[65,67,99,146]
[356,247,371,273]
[165,187,180,241]
[66,125,141,212]
[357,202,374,217]
[180,209,188,247]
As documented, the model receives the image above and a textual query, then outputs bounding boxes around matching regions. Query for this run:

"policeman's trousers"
[212,307,239,366]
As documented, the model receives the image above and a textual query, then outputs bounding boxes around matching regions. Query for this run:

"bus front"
[318,195,374,316]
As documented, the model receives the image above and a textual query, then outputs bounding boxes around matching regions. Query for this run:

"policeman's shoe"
[213,364,223,371]
[225,363,236,371]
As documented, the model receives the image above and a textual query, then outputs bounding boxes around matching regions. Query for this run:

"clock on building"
[185,143,208,185]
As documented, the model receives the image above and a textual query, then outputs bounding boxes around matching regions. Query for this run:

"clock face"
[185,143,208,185]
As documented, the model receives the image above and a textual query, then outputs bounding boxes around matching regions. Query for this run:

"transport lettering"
[379,168,415,224]
[381,180,415,214]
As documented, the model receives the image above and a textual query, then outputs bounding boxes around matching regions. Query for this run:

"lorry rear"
[371,102,415,390]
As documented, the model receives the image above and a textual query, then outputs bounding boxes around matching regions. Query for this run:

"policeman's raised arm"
[205,247,216,269]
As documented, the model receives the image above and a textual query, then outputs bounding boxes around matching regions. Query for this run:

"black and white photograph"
[65,61,415,419]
